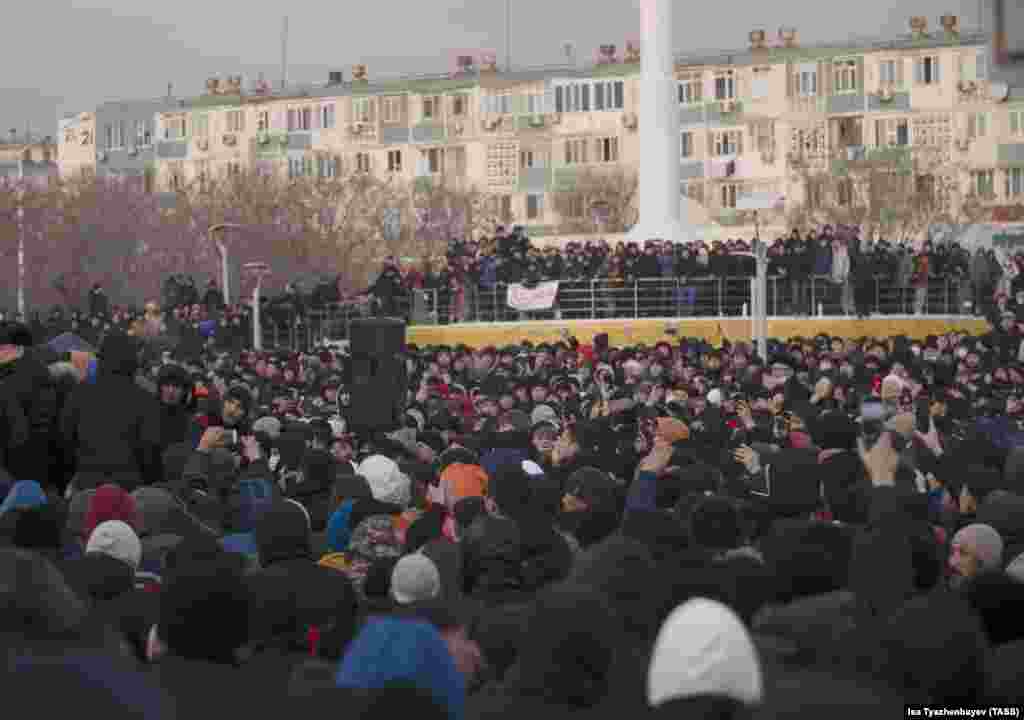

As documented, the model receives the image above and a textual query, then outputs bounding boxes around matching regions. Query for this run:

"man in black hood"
[60,333,161,492]
[155,363,194,452]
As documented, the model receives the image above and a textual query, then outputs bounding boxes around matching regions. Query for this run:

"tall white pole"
[218,242,231,307]
[626,0,693,245]
[16,158,25,319]
[253,277,263,351]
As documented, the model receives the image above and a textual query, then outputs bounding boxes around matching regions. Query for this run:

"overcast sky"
[1,0,985,137]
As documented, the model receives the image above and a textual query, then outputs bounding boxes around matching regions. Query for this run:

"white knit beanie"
[86,520,143,571]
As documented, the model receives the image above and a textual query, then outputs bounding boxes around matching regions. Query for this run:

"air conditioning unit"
[99,151,108,163]
[621,112,638,129]
[482,117,501,131]
[350,123,363,135]
[721,100,736,113]
[257,133,270,146]
[955,137,971,152]
[528,115,545,128]
[128,146,139,157]
[222,133,237,146]
[196,138,209,151]
[549,113,562,125]
[453,121,465,136]
[878,86,895,102]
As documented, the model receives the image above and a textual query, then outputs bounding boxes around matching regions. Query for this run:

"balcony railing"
[255,274,975,351]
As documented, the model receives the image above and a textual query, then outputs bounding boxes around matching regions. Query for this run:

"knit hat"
[648,598,764,707]
[86,520,143,571]
[252,416,282,439]
[530,404,559,427]
[82,484,140,541]
[1006,552,1024,583]
[390,553,442,605]
[706,389,723,407]
[952,524,1004,573]
[357,455,412,508]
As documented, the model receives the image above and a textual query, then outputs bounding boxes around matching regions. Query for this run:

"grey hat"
[390,553,441,606]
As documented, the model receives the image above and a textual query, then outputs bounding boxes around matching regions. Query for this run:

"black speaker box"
[346,318,407,432]
[349,317,406,356]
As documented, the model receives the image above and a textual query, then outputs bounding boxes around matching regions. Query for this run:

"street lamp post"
[208,222,244,306]
[243,262,271,351]
[16,158,25,319]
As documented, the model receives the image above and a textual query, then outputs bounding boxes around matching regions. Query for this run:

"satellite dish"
[991,81,1010,101]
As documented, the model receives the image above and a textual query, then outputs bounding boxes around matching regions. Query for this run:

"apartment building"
[61,13,1024,236]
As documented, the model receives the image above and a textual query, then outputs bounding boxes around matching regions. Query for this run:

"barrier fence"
[258,274,975,351]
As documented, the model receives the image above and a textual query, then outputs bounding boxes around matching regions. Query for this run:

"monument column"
[626,0,695,245]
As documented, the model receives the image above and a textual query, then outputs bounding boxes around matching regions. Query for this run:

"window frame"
[387,149,403,173]
[681,131,694,158]
[714,71,736,101]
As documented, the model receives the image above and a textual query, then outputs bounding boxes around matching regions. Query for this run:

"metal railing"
[255,274,975,351]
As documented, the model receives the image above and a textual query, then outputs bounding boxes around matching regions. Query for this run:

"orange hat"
[656,417,690,443]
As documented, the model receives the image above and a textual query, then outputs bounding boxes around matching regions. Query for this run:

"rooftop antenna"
[564,42,575,66]
[280,16,289,90]
[167,82,173,100]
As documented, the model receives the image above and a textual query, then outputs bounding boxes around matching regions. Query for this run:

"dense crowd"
[3,305,1024,716]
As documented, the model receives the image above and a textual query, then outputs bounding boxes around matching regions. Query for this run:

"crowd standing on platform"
[3,278,1024,717]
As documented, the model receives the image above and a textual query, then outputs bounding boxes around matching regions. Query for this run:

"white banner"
[507,281,559,311]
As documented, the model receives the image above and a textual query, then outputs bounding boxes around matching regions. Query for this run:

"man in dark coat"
[366,257,406,318]
[0,322,60,488]
[61,333,161,492]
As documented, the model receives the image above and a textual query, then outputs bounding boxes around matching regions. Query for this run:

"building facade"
[0,134,58,183]
[59,14,1024,237]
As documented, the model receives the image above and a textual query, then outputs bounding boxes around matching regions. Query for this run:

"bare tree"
[787,139,988,243]
[550,167,639,234]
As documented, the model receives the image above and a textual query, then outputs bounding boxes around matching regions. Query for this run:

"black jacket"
[60,334,161,487]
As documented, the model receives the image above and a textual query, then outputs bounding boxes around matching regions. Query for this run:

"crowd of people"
[3,294,1024,716]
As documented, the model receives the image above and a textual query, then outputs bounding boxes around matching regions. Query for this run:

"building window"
[353,98,373,123]
[167,161,184,190]
[423,96,441,120]
[713,130,742,156]
[387,149,402,172]
[135,120,152,146]
[596,136,619,163]
[481,93,512,114]
[564,194,585,218]
[796,69,817,96]
[834,59,858,92]
[837,178,854,206]
[879,59,899,86]
[256,111,270,132]
[192,115,209,139]
[520,149,545,168]
[564,138,589,164]
[714,72,735,101]
[290,107,311,131]
[195,160,211,191]
[450,95,465,116]
[1007,168,1024,197]
[320,104,335,129]
[876,118,909,146]
[977,49,988,80]
[681,131,694,158]
[487,142,518,189]
[425,148,444,174]
[226,162,241,177]
[967,112,989,139]
[915,55,941,85]
[972,170,995,196]
[316,155,338,179]
[225,110,245,133]
[354,152,371,173]
[164,115,187,140]
[381,97,401,123]
[593,81,625,111]
[526,193,544,220]
[720,183,738,209]
[678,74,703,104]
[1009,110,1022,137]
[554,83,591,113]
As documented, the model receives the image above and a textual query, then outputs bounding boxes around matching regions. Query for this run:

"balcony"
[287,133,312,150]
[706,101,744,126]
[867,90,911,112]
[380,126,411,145]
[411,123,445,143]
[156,141,188,159]
[827,92,865,115]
